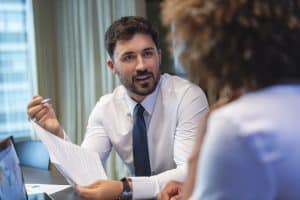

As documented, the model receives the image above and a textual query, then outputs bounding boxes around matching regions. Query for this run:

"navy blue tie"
[132,104,151,176]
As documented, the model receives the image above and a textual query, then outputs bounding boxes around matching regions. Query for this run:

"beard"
[118,70,160,96]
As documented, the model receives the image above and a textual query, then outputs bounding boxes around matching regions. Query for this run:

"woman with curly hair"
[160,0,300,199]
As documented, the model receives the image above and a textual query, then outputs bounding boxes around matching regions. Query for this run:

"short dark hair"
[162,0,300,90]
[105,16,159,59]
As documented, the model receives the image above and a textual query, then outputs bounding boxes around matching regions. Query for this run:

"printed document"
[26,184,71,195]
[31,121,107,186]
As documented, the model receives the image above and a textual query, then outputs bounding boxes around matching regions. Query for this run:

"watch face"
[119,191,132,200]
[123,191,132,196]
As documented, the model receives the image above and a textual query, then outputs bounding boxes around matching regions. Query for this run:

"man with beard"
[27,16,208,199]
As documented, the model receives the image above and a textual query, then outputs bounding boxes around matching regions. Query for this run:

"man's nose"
[136,54,146,71]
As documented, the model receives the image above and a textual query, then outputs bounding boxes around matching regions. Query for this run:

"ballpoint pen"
[40,98,51,105]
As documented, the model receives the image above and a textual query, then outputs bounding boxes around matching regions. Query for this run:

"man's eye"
[122,54,135,62]
[143,50,154,58]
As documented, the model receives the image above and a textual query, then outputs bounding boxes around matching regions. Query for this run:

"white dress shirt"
[80,73,208,199]
[191,84,300,200]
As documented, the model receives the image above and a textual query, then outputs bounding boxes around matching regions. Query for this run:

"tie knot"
[134,103,145,116]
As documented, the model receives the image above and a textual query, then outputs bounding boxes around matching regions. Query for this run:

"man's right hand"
[27,95,64,138]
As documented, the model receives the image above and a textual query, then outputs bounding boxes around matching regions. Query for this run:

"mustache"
[134,70,153,77]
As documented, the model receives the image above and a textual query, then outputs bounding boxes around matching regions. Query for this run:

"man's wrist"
[57,127,65,138]
[117,177,132,200]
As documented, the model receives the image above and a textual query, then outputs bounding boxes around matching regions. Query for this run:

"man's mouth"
[135,73,153,82]
[135,74,151,81]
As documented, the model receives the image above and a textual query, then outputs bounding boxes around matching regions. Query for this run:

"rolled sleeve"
[131,176,159,199]
[130,164,187,199]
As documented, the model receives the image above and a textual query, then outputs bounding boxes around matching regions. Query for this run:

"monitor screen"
[0,137,27,200]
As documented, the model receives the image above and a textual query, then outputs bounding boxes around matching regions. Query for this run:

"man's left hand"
[158,180,183,200]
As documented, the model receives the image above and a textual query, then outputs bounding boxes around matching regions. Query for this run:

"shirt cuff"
[62,130,69,140]
[130,176,159,199]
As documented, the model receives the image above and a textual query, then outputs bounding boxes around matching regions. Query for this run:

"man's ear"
[107,58,116,74]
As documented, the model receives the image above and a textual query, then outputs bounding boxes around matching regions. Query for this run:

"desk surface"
[22,166,81,200]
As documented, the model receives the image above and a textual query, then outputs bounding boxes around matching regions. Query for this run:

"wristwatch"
[117,177,133,200]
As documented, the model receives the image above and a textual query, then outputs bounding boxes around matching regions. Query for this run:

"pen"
[40,98,51,105]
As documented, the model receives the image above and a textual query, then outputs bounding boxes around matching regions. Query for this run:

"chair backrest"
[14,140,50,170]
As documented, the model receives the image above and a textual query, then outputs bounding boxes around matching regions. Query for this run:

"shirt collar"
[124,77,161,117]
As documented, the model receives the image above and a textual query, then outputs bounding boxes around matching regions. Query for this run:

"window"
[0,0,36,139]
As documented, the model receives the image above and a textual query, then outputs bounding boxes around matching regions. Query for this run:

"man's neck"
[128,92,146,103]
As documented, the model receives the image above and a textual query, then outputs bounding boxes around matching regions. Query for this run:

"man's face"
[108,33,161,101]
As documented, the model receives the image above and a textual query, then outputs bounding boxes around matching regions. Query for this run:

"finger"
[159,182,177,200]
[42,103,54,113]
[27,96,44,119]
[32,94,42,99]
[75,185,90,198]
[28,105,45,119]
[76,185,94,199]
[158,191,169,200]
[27,95,43,109]
[30,102,55,122]
[77,180,102,190]
[170,194,182,200]
[89,180,102,188]
[77,184,102,192]
[158,193,162,200]
[35,107,49,121]
[38,112,51,127]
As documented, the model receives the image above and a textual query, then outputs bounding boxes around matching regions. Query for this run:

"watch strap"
[117,177,132,200]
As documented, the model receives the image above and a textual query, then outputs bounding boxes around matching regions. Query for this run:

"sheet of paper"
[31,121,107,186]
[25,184,71,195]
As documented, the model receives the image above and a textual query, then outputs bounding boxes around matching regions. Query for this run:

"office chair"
[14,140,50,170]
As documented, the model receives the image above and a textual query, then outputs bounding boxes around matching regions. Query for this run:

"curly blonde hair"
[162,0,300,90]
